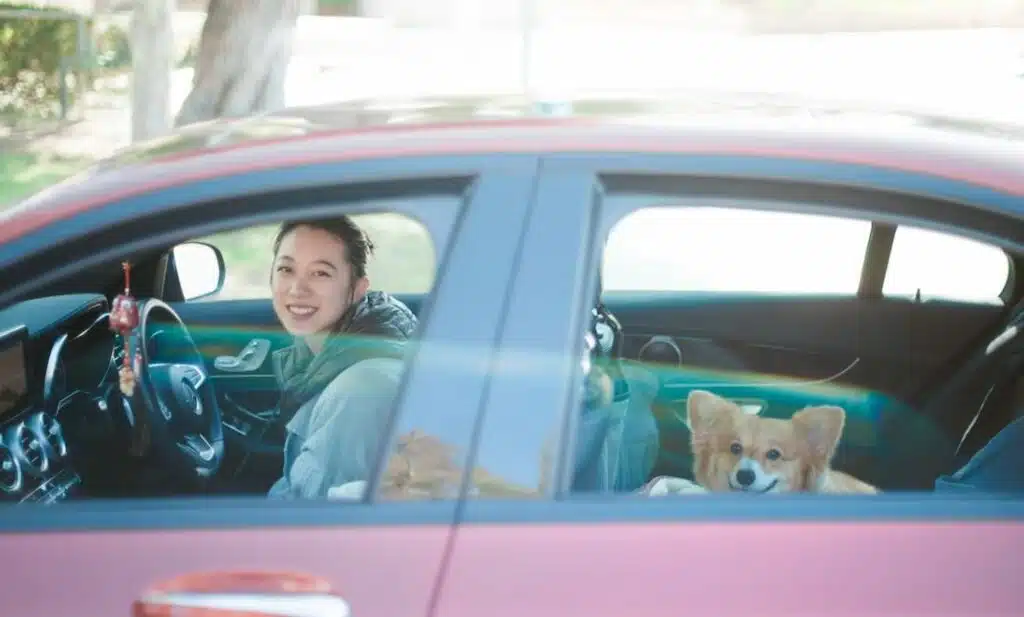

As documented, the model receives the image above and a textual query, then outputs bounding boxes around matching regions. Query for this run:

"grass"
[0,148,435,300]
[0,151,91,208]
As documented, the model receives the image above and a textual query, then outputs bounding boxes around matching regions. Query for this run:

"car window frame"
[463,152,1024,522]
[601,206,877,296]
[0,153,542,532]
[176,210,444,303]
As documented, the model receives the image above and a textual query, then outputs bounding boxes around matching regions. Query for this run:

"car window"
[603,207,1011,305]
[472,188,1019,502]
[180,212,436,301]
[883,224,1010,305]
[169,204,454,503]
[0,185,475,511]
[602,206,872,294]
[576,199,1017,499]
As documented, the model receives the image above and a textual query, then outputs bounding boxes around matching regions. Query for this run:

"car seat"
[907,297,1024,484]
[934,380,1024,494]
[569,303,660,493]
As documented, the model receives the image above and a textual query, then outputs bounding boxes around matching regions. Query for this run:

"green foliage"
[178,39,197,68]
[0,151,91,208]
[94,22,130,70]
[0,3,90,119]
[317,0,358,16]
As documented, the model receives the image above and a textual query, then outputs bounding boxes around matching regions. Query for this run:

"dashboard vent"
[35,413,67,461]
[16,424,48,475]
[0,443,21,494]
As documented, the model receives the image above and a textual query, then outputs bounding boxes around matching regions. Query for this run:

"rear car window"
[603,206,1011,304]
[603,207,871,294]
[883,225,1010,305]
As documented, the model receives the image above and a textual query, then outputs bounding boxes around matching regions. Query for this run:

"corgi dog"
[687,389,878,494]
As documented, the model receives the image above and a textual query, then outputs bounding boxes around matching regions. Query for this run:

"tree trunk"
[130,0,176,142]
[173,0,305,128]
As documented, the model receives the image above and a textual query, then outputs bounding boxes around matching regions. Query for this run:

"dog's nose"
[735,469,756,487]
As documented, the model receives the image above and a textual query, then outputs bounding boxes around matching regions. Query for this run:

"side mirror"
[172,242,225,301]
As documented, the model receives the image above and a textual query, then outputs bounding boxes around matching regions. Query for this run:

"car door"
[431,155,1024,617]
[0,154,541,617]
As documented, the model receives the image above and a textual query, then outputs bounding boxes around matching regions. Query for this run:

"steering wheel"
[124,299,224,482]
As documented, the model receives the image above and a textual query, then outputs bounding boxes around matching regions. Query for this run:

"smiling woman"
[165,209,442,499]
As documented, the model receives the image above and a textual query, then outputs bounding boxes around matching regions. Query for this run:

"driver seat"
[569,303,660,494]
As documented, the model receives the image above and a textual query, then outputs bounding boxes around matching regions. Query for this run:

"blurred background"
[3,0,1023,296]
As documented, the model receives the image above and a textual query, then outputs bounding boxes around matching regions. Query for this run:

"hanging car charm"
[110,261,140,397]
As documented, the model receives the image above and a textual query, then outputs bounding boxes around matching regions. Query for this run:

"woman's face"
[271,225,368,347]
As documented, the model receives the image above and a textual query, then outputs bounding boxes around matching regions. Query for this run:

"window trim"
[600,173,1024,256]
[156,177,468,304]
[880,223,1015,306]
[177,209,444,303]
[858,222,896,299]
[553,167,1023,500]
[601,204,877,297]
[598,183,1019,304]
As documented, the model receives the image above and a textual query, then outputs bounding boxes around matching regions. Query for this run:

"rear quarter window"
[883,225,1011,305]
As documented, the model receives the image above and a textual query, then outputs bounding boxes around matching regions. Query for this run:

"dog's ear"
[791,405,846,461]
[687,390,736,444]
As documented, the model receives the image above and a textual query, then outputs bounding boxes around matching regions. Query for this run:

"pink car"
[0,97,1021,617]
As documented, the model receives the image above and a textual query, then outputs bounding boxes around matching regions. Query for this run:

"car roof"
[3,95,1023,244]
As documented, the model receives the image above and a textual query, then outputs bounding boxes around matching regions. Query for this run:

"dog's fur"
[687,390,877,494]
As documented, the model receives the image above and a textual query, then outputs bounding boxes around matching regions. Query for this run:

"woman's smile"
[286,304,318,318]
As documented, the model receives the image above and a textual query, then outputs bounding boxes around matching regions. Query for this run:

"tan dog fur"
[687,390,877,494]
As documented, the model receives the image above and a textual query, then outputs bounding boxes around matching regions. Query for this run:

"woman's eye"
[729,442,742,455]
[275,265,292,274]
[766,449,782,461]
[312,270,331,278]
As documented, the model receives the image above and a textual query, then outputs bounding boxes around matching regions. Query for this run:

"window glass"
[553,202,1009,500]
[182,212,436,302]
[883,225,1010,304]
[602,206,872,294]
[9,200,455,508]
[172,209,443,502]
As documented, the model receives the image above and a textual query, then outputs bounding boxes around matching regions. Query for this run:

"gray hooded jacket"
[267,291,417,499]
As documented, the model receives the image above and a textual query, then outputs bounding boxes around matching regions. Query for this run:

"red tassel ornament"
[110,262,140,397]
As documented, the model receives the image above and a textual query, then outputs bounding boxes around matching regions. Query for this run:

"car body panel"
[440,499,1024,617]
[0,502,454,617]
[1,98,1023,617]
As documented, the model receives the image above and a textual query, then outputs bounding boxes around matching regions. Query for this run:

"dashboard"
[0,294,118,503]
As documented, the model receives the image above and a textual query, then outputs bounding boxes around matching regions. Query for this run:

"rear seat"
[798,298,1023,491]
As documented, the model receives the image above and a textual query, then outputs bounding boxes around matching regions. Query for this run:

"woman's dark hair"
[272,216,375,278]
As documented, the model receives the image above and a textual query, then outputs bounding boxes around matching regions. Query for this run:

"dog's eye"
[766,448,782,461]
[729,442,742,455]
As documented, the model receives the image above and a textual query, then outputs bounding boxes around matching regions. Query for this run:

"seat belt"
[953,346,1024,466]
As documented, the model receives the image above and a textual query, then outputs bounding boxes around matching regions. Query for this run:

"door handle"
[215,338,271,373]
[730,398,765,415]
[136,590,351,617]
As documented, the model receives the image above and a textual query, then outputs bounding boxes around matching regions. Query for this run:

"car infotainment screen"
[0,328,28,422]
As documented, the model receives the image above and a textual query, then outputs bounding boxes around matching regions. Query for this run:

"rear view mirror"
[173,242,225,301]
